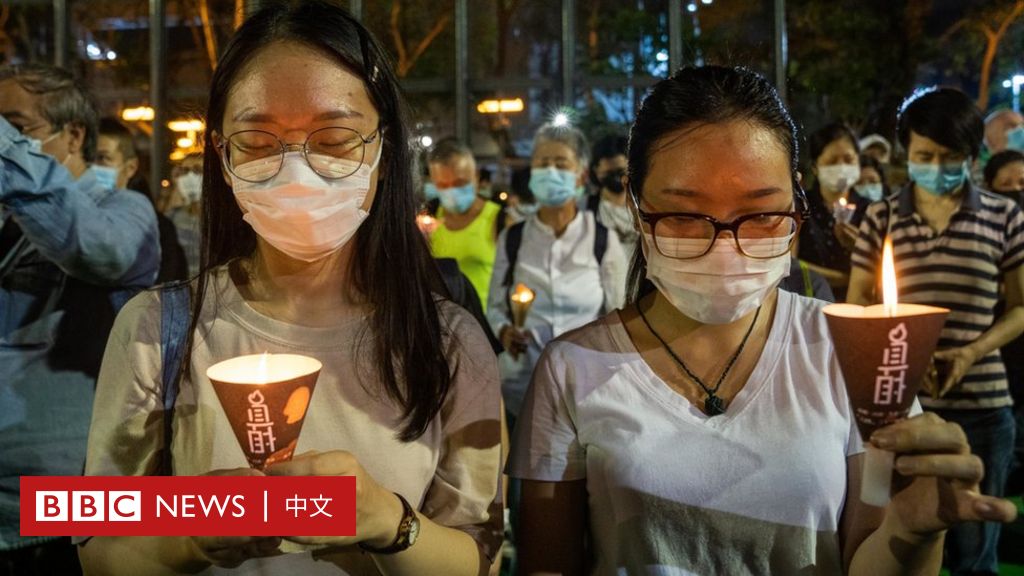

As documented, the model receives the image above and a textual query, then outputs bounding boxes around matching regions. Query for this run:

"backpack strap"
[159,281,192,476]
[593,221,608,265]
[502,221,525,322]
[585,193,602,221]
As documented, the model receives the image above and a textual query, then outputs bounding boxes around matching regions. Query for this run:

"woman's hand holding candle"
[264,450,404,549]
[186,467,283,569]
[868,412,1017,536]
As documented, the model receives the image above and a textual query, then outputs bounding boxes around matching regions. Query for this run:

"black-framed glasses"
[217,126,380,183]
[633,200,803,260]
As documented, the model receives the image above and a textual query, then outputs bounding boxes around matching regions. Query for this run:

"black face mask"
[600,170,626,194]
[993,188,1024,206]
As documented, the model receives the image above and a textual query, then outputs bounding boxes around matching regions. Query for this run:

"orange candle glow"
[881,236,898,317]
[206,353,322,469]
[416,213,438,235]
[509,283,535,328]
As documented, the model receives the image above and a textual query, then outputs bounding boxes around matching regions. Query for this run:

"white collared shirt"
[487,208,627,417]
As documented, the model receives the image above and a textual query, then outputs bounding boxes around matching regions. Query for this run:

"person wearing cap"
[858,133,892,165]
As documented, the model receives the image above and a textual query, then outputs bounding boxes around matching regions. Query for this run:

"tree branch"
[197,0,218,71]
[406,12,452,74]
[996,0,1024,39]
[389,1,409,76]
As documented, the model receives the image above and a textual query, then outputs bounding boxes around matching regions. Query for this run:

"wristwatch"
[359,493,420,555]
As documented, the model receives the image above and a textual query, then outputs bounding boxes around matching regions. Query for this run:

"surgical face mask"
[509,202,538,223]
[175,172,203,204]
[26,131,61,154]
[529,167,582,206]
[598,169,626,194]
[91,165,119,191]
[908,160,968,196]
[643,233,792,325]
[427,182,477,214]
[817,163,861,193]
[230,146,382,262]
[423,181,440,201]
[854,182,884,202]
[1007,125,1024,152]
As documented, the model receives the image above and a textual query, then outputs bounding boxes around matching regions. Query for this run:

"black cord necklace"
[636,302,762,417]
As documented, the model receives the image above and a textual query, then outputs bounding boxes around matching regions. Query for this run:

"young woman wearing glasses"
[509,66,1017,575]
[78,2,502,574]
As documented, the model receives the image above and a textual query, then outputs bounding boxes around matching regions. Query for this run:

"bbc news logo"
[36,491,141,522]
[21,476,356,536]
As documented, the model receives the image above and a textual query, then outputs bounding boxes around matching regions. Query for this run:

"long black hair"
[624,65,804,303]
[188,0,450,442]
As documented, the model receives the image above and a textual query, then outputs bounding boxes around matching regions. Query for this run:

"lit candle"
[822,245,949,506]
[881,237,898,317]
[509,283,535,329]
[207,353,322,469]
[416,213,438,235]
[256,351,269,384]
[833,195,856,224]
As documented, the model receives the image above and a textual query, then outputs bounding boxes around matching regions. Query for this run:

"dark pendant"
[705,394,726,416]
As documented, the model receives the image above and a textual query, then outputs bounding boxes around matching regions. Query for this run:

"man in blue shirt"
[0,64,159,573]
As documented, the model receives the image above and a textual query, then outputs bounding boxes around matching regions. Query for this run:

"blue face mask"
[90,165,120,191]
[529,167,582,207]
[423,182,440,201]
[434,182,477,214]
[1007,125,1024,152]
[907,161,968,196]
[853,182,884,202]
[26,131,60,154]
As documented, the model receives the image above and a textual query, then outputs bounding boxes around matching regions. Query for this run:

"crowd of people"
[1,1,1023,575]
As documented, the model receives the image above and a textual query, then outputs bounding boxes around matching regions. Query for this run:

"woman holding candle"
[797,122,871,300]
[78,2,502,575]
[511,66,1017,576]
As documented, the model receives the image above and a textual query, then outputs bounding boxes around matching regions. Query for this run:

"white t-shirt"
[510,290,868,575]
[82,265,503,575]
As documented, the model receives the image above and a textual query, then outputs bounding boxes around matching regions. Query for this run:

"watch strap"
[358,492,417,555]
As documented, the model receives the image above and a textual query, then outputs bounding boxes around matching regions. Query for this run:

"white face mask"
[817,163,860,193]
[643,233,792,324]
[175,172,203,204]
[230,147,382,262]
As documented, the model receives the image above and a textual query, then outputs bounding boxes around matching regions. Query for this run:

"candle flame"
[510,283,535,304]
[881,236,898,317]
[257,352,269,385]
[838,196,848,208]
[417,214,434,226]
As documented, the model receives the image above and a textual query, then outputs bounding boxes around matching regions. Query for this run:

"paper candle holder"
[823,303,948,506]
[207,353,321,470]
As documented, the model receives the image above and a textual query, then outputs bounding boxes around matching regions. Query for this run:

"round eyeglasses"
[217,126,380,183]
[635,207,802,260]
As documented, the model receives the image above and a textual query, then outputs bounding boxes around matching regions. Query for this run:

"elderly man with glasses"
[0,64,159,574]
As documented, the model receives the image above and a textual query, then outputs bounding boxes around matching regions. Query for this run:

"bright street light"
[1008,74,1024,112]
